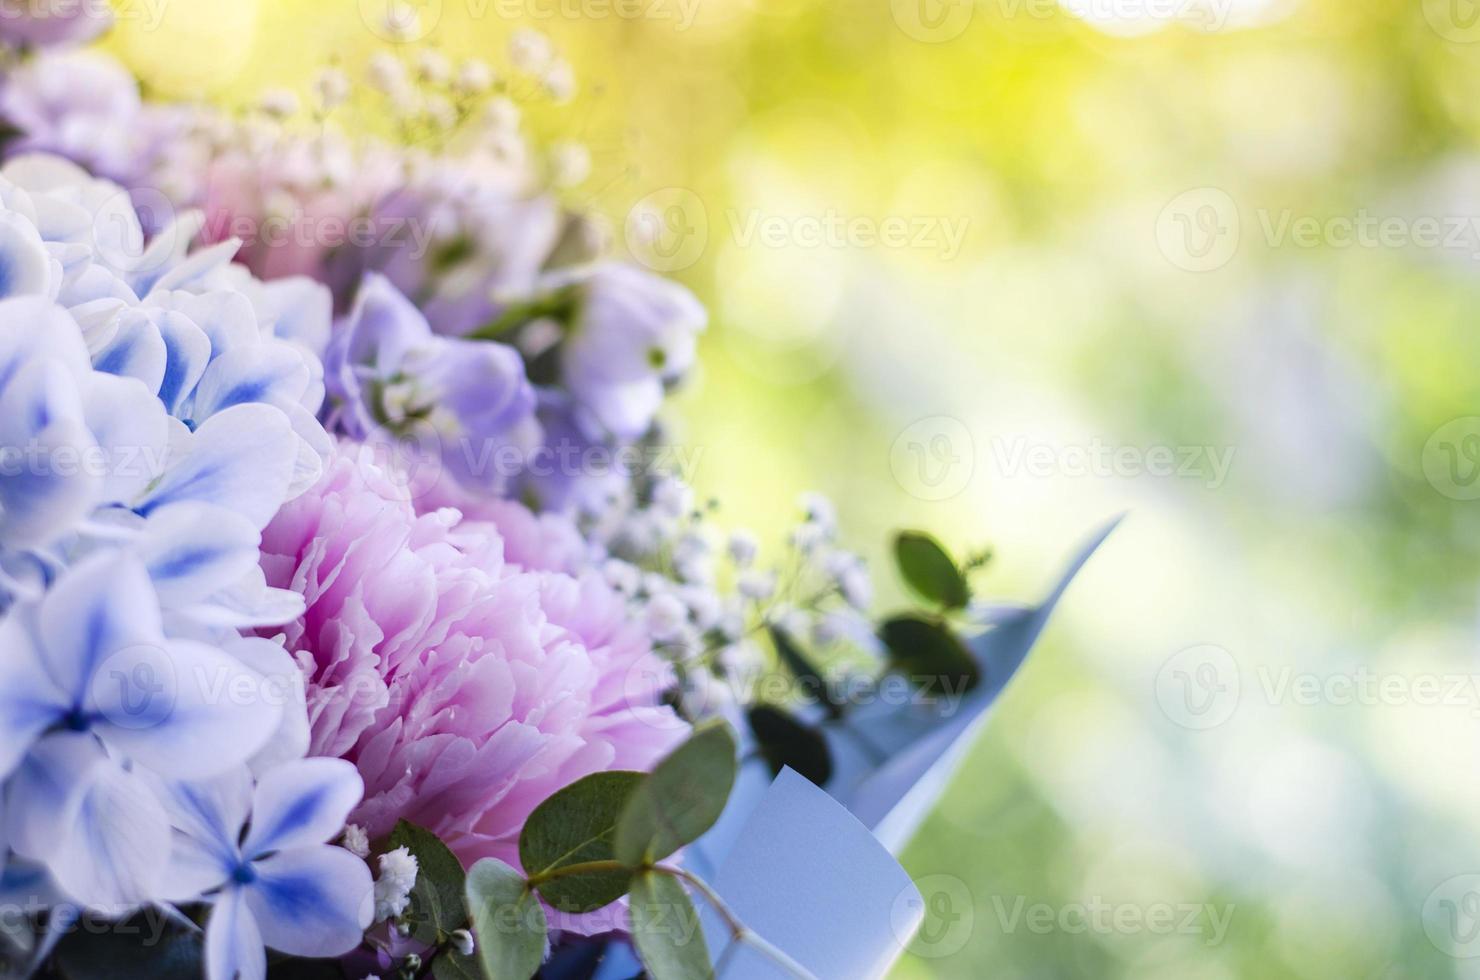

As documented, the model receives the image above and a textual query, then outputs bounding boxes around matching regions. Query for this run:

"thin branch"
[518,859,818,980]
[655,865,819,980]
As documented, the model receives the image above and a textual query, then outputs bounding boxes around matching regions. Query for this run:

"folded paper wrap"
[591,516,1119,979]
[701,767,924,979]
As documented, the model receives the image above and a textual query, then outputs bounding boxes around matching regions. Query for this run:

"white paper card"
[703,768,923,980]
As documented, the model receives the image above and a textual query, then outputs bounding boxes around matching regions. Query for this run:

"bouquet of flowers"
[0,8,1113,980]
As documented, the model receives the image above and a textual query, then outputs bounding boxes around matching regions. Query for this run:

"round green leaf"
[894,531,970,609]
[520,770,645,914]
[768,626,844,718]
[385,820,470,943]
[615,720,738,866]
[629,872,714,980]
[466,858,547,980]
[748,704,833,786]
[879,614,981,694]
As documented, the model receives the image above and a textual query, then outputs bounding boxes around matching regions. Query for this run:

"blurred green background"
[104,0,1480,975]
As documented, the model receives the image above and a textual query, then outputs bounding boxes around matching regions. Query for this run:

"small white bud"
[508,28,553,72]
[368,52,410,96]
[312,68,351,112]
[550,141,591,188]
[416,49,451,84]
[737,570,777,602]
[455,59,495,94]
[542,60,577,103]
[257,88,300,119]
[727,530,758,568]
[341,824,371,859]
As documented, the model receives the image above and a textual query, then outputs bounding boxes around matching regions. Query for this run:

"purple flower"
[364,181,562,338]
[0,53,142,183]
[258,450,687,915]
[325,273,538,493]
[0,0,113,49]
[152,758,373,980]
[558,262,706,440]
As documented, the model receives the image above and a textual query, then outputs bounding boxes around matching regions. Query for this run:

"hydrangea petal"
[241,757,363,857]
[90,639,283,779]
[136,502,261,608]
[37,551,161,703]
[243,846,373,958]
[0,612,69,778]
[206,888,265,980]
[136,404,296,528]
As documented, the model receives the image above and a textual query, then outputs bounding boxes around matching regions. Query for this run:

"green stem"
[520,860,819,980]
[524,858,629,888]
[465,291,575,342]
[660,866,819,980]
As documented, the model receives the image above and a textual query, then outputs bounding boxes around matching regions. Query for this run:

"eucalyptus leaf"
[466,859,546,980]
[430,950,485,980]
[894,531,970,609]
[628,872,714,980]
[879,615,981,695]
[748,704,833,786]
[769,626,844,718]
[386,820,469,943]
[520,770,645,914]
[615,720,738,866]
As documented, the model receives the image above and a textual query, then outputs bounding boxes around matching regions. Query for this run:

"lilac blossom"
[557,262,707,440]
[325,273,538,493]
[0,0,113,49]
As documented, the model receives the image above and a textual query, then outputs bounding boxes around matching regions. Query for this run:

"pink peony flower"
[259,449,687,882]
[413,473,593,576]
